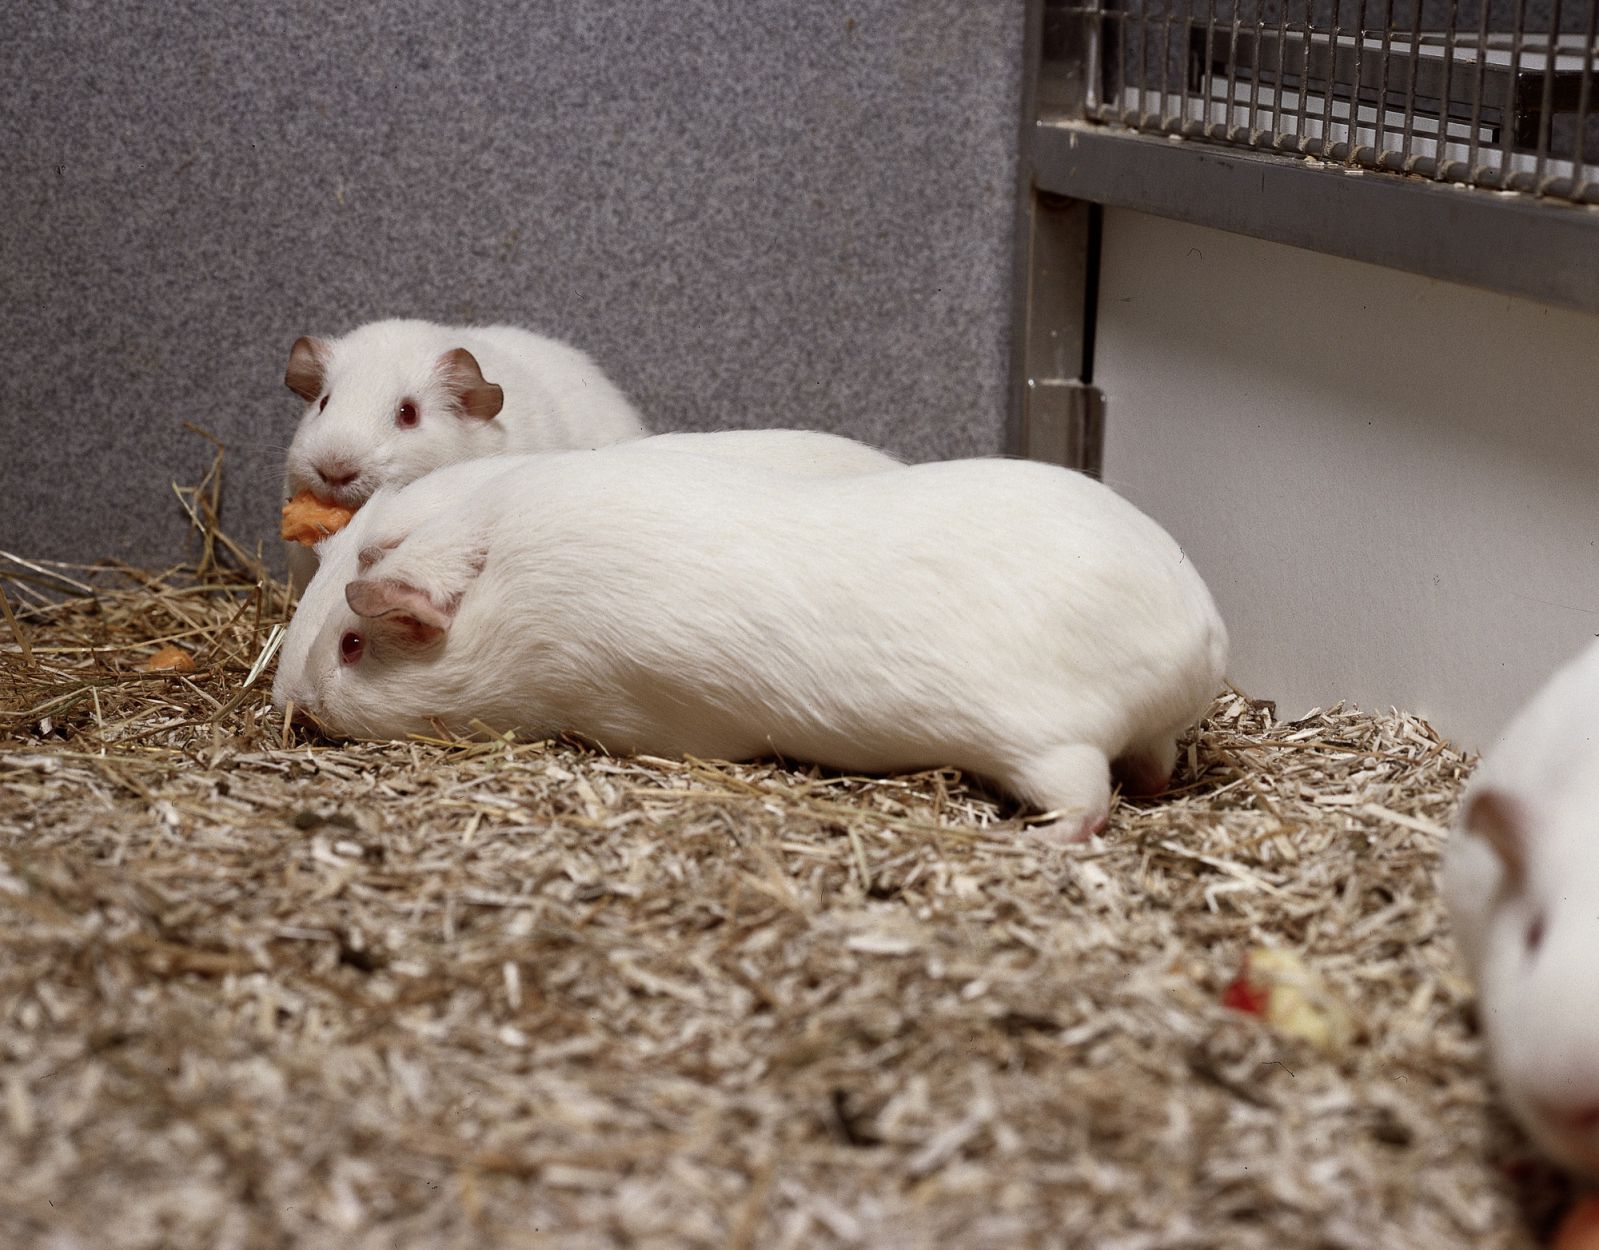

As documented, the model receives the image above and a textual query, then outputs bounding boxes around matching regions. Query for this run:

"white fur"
[272,445,1227,838]
[626,429,902,477]
[287,427,900,587]
[283,319,648,587]
[1443,638,1599,1175]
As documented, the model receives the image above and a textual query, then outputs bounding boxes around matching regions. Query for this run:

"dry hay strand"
[0,455,1572,1249]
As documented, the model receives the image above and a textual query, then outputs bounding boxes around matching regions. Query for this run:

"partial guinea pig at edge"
[1444,637,1599,1178]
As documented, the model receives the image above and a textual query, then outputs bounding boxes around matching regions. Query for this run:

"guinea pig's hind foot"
[1010,744,1112,845]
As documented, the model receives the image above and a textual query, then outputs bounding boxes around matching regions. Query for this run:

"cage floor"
[0,555,1573,1250]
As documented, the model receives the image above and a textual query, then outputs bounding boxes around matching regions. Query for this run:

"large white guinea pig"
[272,446,1227,839]
[1443,639,1599,1176]
[282,318,648,587]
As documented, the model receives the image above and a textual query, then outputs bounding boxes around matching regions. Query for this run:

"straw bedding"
[0,460,1571,1249]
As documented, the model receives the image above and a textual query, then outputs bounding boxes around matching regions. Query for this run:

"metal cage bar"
[1050,0,1599,203]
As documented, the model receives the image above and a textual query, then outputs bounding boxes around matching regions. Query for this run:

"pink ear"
[345,577,455,647]
[1464,787,1527,882]
[438,347,504,421]
[357,536,404,573]
[286,336,330,401]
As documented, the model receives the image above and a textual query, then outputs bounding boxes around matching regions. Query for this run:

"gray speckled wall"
[0,1,1023,568]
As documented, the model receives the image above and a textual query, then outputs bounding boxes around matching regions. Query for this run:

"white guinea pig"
[1443,638,1599,1176]
[271,446,1227,839]
[282,318,648,587]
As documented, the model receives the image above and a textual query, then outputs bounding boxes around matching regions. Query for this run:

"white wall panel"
[1094,207,1599,748]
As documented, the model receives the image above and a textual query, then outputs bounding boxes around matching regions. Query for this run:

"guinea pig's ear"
[438,348,505,421]
[345,577,455,648]
[286,336,331,401]
[357,535,405,574]
[1463,787,1527,883]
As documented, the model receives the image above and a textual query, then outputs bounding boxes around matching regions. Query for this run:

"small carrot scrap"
[143,644,196,673]
[281,491,356,545]
[1220,970,1270,1017]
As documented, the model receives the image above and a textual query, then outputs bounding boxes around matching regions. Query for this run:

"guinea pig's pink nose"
[316,460,359,490]
[1534,1099,1599,1137]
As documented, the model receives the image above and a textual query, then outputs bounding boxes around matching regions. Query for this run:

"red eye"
[339,630,365,665]
[318,393,330,413]
[396,400,419,428]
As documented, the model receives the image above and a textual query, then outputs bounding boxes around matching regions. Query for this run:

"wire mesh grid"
[1050,0,1599,202]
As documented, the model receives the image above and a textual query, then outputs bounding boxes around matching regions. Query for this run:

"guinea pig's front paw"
[1022,807,1109,846]
[1009,744,1113,846]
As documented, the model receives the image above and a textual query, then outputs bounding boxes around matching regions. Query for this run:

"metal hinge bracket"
[1022,379,1104,479]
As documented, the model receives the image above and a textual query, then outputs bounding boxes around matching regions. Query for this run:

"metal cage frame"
[1008,0,1599,468]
